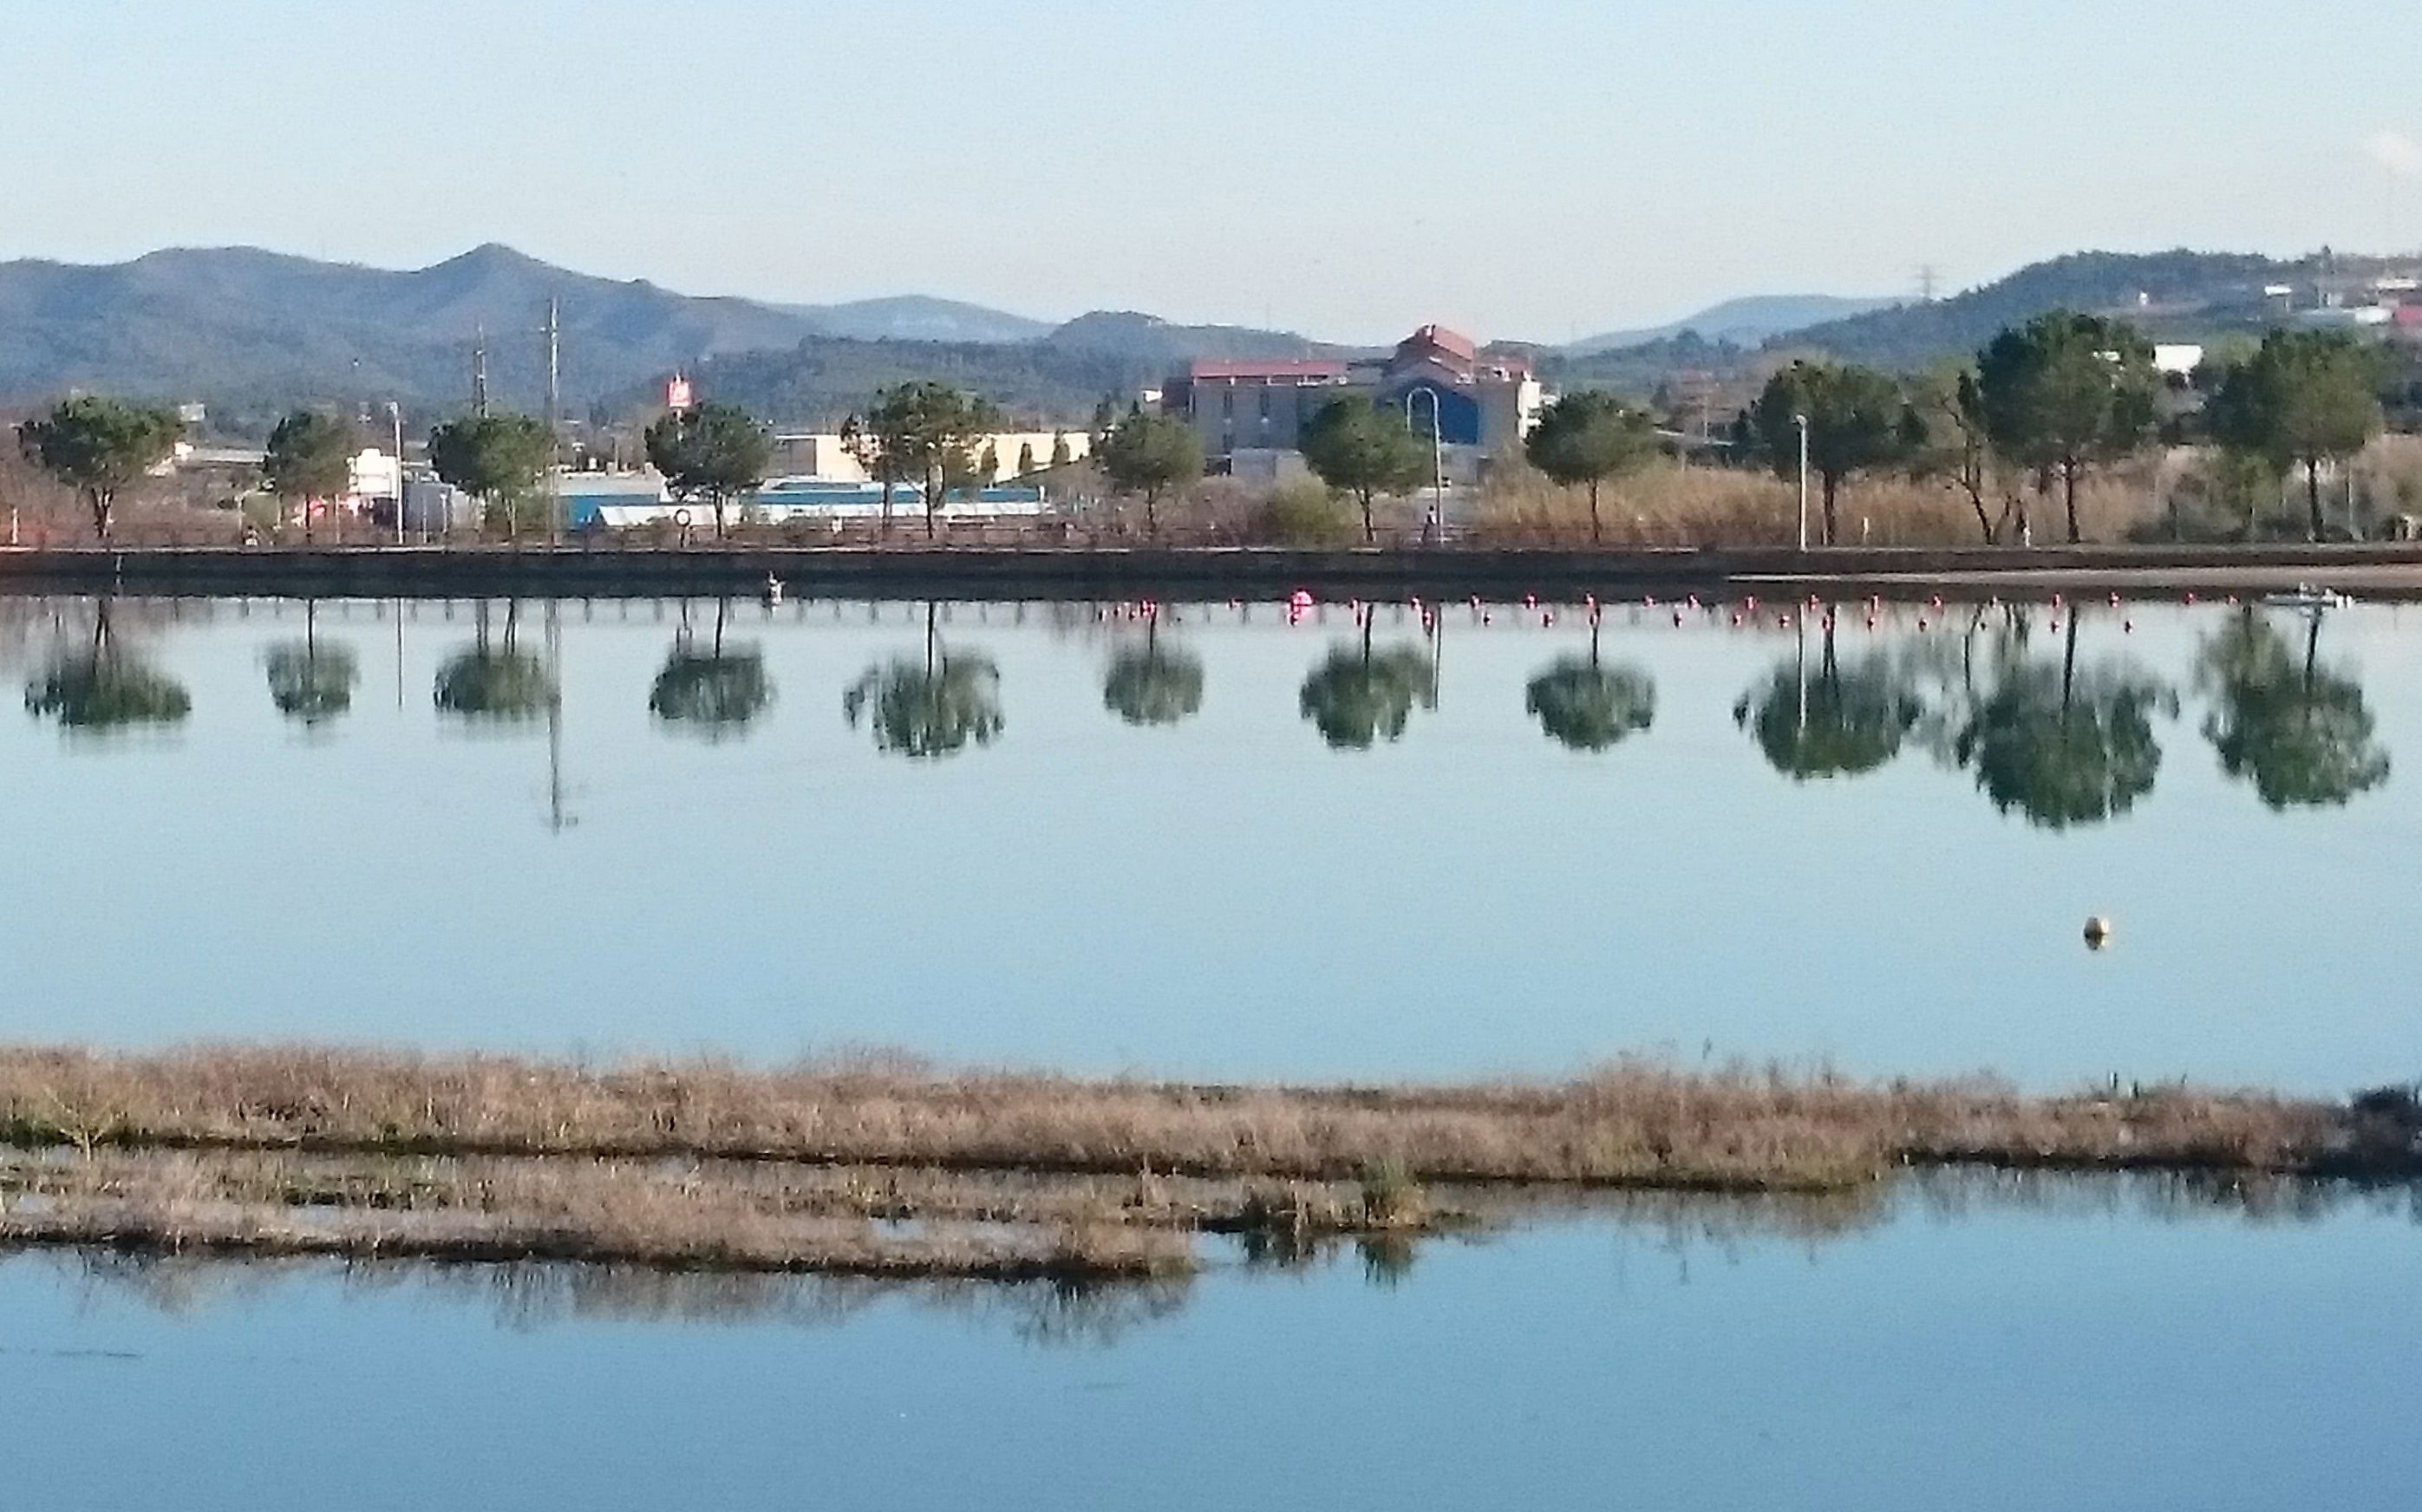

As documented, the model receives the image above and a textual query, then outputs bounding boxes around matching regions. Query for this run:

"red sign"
[667,376,695,411]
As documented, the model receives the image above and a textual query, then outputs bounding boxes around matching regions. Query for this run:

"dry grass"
[0,1046,2408,1191]
[1472,456,2171,548]
[0,1148,1193,1281]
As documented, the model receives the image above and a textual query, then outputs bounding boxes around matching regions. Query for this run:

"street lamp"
[1793,412,1812,553]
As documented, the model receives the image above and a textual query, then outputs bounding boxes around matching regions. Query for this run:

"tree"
[847,383,1004,539]
[264,600,356,726]
[650,600,774,738]
[1103,619,1204,727]
[1049,432,1073,469]
[643,402,771,538]
[1733,622,1921,778]
[1974,311,2159,544]
[1097,411,1204,536]
[434,602,554,721]
[428,414,553,540]
[1525,620,1655,751]
[1746,362,1912,545]
[16,396,182,540]
[1524,392,1659,544]
[2199,359,2290,538]
[260,410,356,545]
[2197,609,2387,808]
[1954,616,2175,828]
[1906,369,2011,544]
[1300,400,1428,544]
[1297,618,1435,750]
[2206,330,2385,541]
[24,603,190,731]
[844,603,1003,759]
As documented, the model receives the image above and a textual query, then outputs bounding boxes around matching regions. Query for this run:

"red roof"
[1187,358,1350,382]
[1398,324,1479,362]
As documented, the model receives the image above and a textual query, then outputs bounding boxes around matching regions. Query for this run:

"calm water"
[0,1176,2415,1512]
[1,590,2415,1092]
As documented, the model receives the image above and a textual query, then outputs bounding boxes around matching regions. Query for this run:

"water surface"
[0,1176,2412,1512]
[2,591,2412,1091]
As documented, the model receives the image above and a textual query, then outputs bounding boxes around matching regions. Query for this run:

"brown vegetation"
[0,1046,2411,1279]
[1,1046,2410,1188]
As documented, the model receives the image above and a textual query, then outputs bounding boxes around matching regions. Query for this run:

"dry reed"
[0,1046,2406,1190]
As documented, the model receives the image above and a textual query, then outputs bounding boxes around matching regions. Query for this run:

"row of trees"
[1721,314,2388,546]
[33,599,2380,819]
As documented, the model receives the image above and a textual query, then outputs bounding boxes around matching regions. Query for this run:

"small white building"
[768,430,1090,484]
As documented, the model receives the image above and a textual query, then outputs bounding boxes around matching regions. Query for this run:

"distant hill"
[0,244,1048,426]
[777,294,1048,345]
[1777,250,2298,367]
[1568,294,1900,354]
[1041,311,1350,366]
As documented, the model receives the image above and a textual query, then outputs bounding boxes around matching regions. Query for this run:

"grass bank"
[4,1046,2415,1186]
[0,1046,2412,1278]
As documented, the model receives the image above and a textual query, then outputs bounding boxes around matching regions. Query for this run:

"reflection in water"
[1733,621,1918,779]
[1525,620,1654,752]
[1954,615,2177,829]
[843,602,1003,759]
[434,602,555,723]
[1299,620,1436,751]
[1103,619,1204,727]
[23,1171,2414,1345]
[650,600,774,740]
[23,603,191,733]
[2197,609,2389,810]
[262,602,357,727]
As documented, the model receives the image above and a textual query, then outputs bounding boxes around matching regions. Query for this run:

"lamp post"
[1405,387,1446,545]
[1793,412,1812,552]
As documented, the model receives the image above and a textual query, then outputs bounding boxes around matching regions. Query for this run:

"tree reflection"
[1102,618,1204,727]
[1954,615,2177,828]
[24,603,191,732]
[844,602,1003,759]
[434,601,555,722]
[1525,620,1655,752]
[650,599,774,739]
[263,600,357,727]
[2197,609,2388,809]
[1733,618,1918,779]
[1298,619,1435,750]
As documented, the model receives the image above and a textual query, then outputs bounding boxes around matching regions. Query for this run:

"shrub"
[1250,482,1355,547]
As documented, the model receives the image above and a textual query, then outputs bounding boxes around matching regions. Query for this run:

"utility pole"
[388,401,404,545]
[1916,264,1942,303]
[473,326,489,418]
[544,297,562,546]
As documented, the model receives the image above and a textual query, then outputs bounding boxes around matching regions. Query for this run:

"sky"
[5,0,2419,344]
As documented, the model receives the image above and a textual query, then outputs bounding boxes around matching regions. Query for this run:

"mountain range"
[0,243,2386,433]
[1565,294,1903,354]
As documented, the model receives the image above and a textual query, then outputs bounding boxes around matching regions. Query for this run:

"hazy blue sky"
[6,0,2418,342]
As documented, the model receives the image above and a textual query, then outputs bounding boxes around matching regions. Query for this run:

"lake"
[0,590,2411,1093]
[0,1173,2414,1512]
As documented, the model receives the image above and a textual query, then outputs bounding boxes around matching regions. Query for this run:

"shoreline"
[2,1046,2413,1280]
[7,541,2422,600]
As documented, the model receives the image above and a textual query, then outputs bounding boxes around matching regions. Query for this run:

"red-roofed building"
[1165,328,1547,470]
